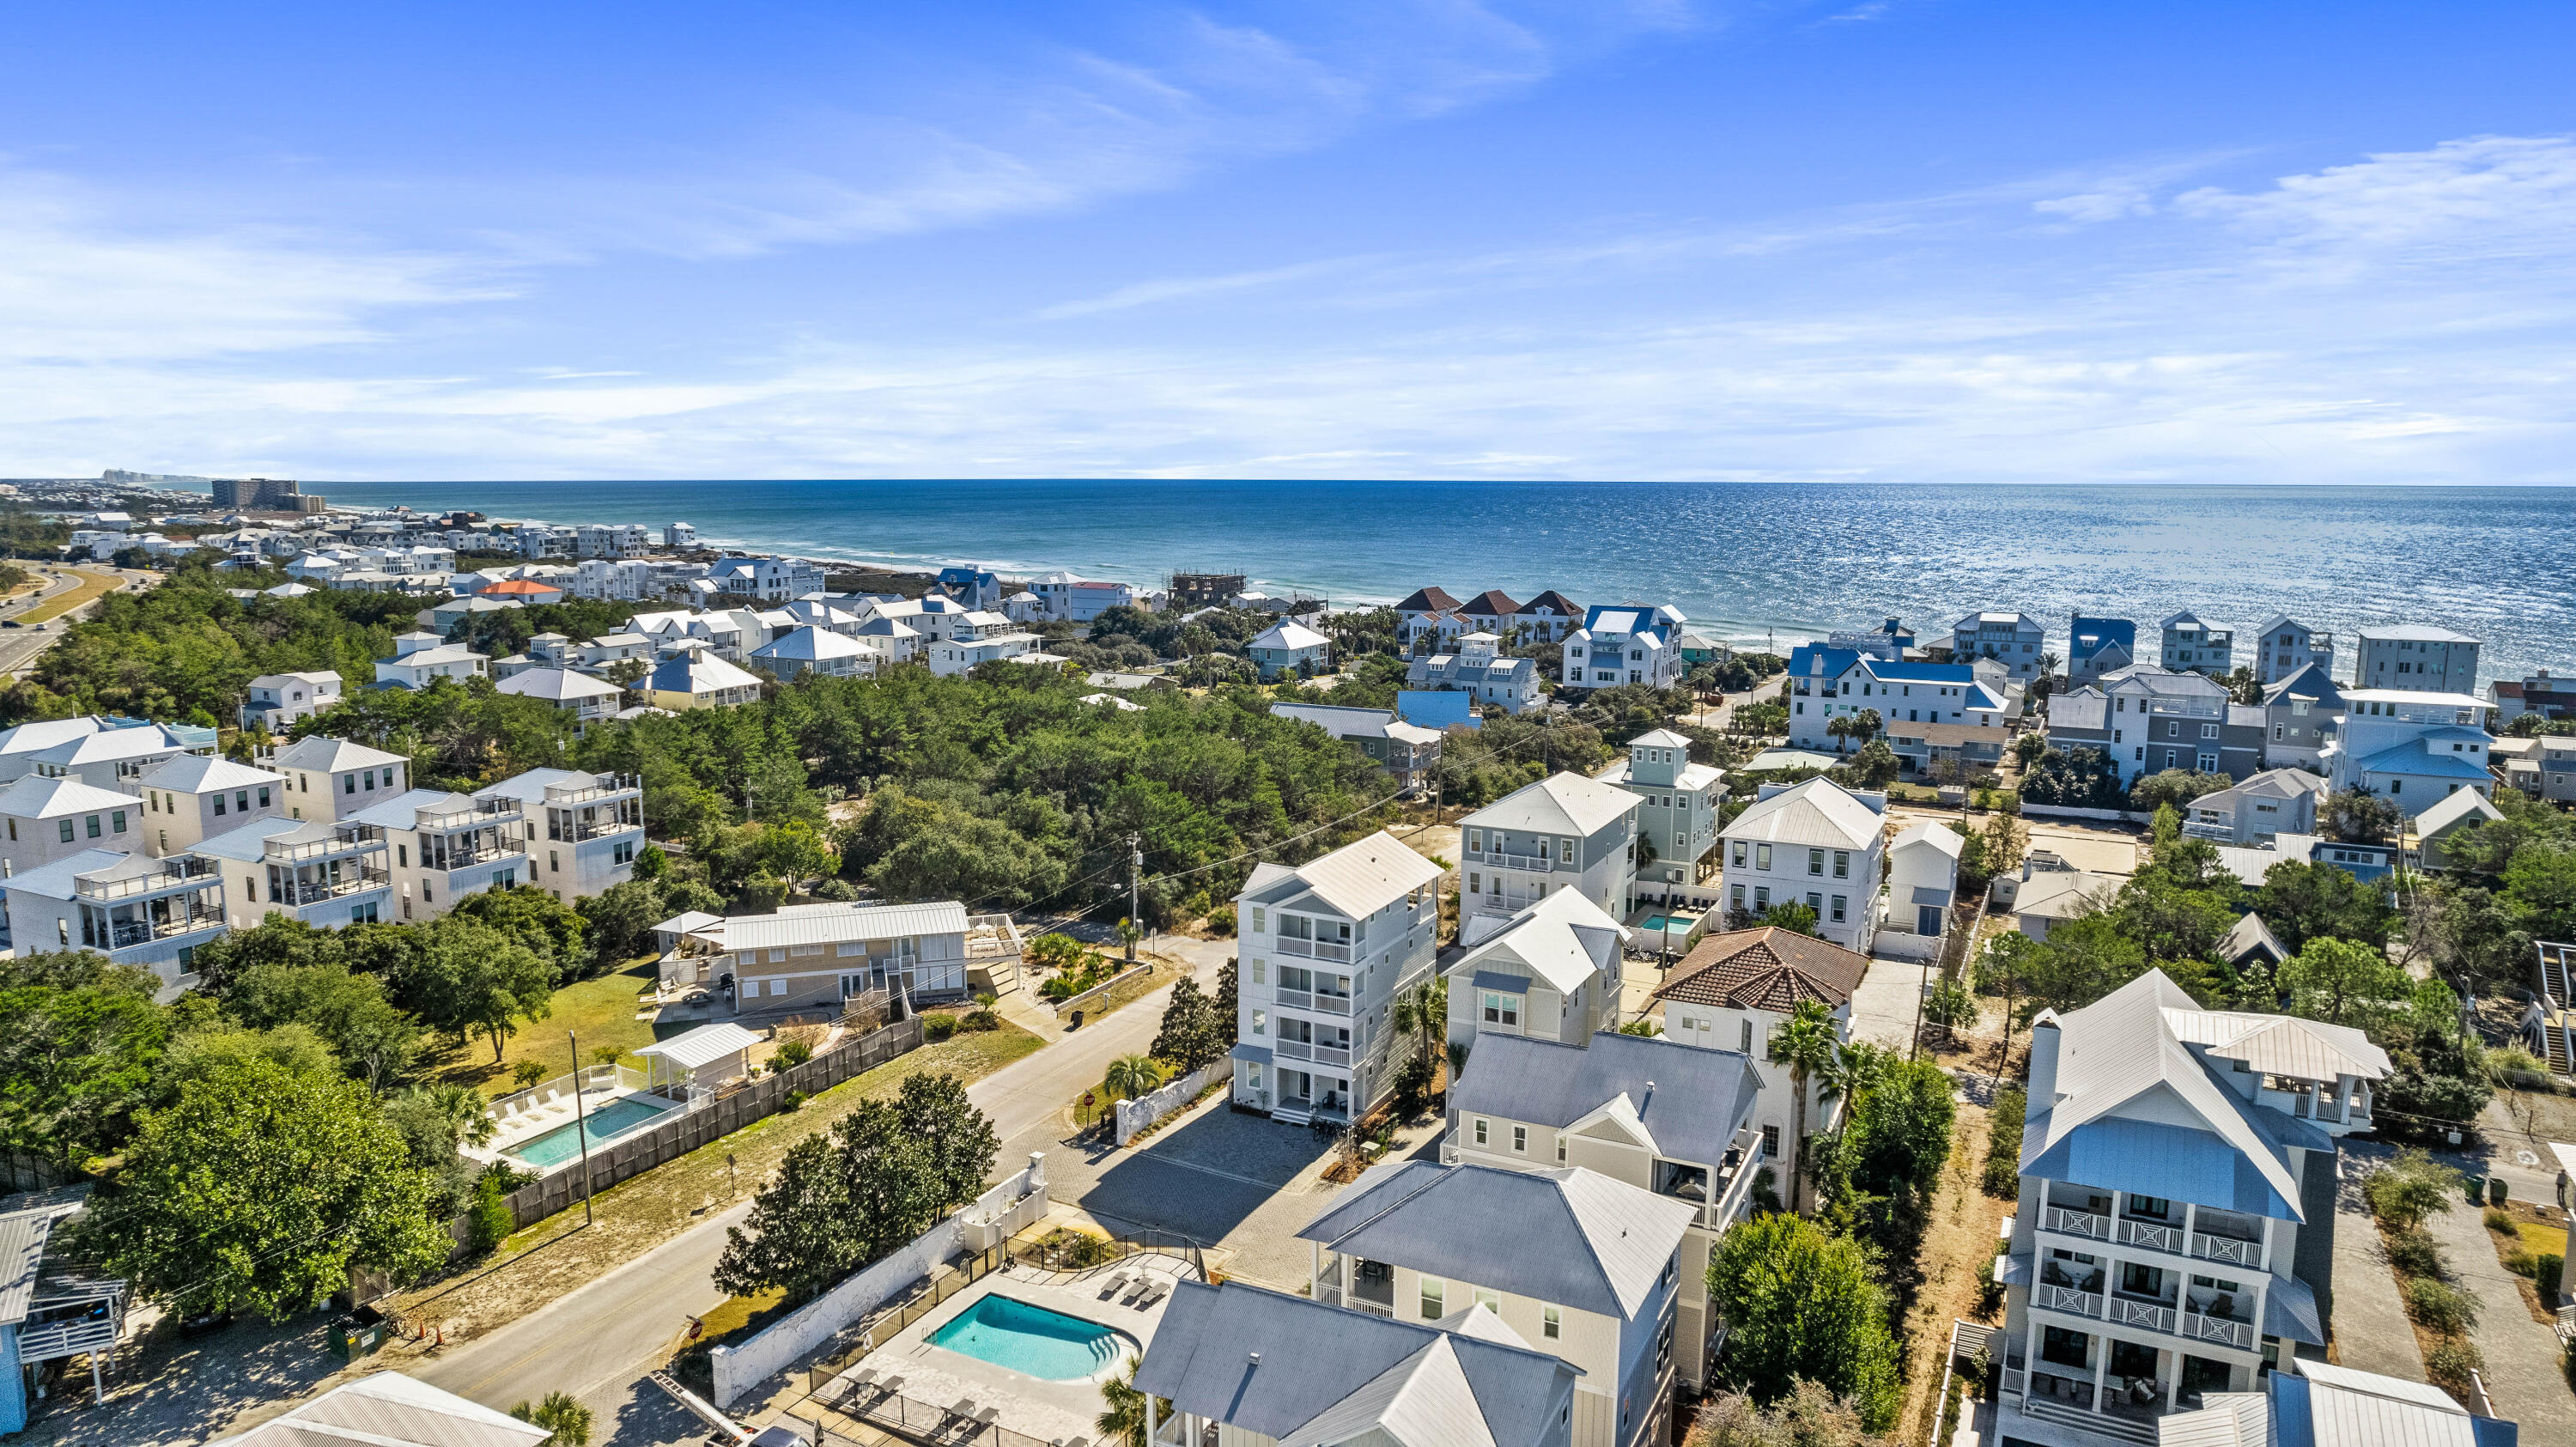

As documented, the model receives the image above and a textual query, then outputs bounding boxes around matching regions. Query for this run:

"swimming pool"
[1641,915,1696,933]
[927,1295,1134,1382]
[503,1096,673,1170]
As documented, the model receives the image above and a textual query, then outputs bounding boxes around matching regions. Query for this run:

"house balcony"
[544,773,641,807]
[416,798,522,834]
[270,867,393,907]
[430,841,528,871]
[1272,986,1353,1016]
[547,814,642,842]
[265,825,386,863]
[1315,1255,1395,1317]
[2029,1273,2261,1353]
[2181,820,2236,842]
[2038,1192,2270,1272]
[76,855,219,902]
[1464,848,1554,874]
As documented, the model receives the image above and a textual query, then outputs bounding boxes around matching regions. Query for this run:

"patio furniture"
[976,1407,1002,1428]
[1136,1282,1168,1309]
[1097,1270,1132,1299]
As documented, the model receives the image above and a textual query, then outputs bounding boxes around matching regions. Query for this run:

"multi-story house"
[473,769,643,903]
[1298,1160,1694,1447]
[2324,689,2494,817]
[2410,787,2505,872]
[1248,618,1330,679]
[1230,830,1443,1126]
[1029,570,1136,622]
[851,614,924,667]
[1443,888,1628,1049]
[1407,632,1541,714]
[1515,589,1586,642]
[1564,605,1686,692]
[23,723,208,792]
[1653,925,1866,1164]
[572,523,653,558]
[2489,666,2574,726]
[687,899,1019,1011]
[258,736,411,823]
[1879,819,1965,957]
[495,666,626,726]
[239,671,343,732]
[1717,778,1886,952]
[2500,733,2576,805]
[2178,769,2327,847]
[707,556,828,603]
[1826,617,1914,662]
[349,788,531,921]
[927,612,1045,675]
[646,650,764,709]
[1393,586,1464,648]
[1456,773,1640,938]
[373,639,488,690]
[1783,646,2011,754]
[2245,616,2330,687]
[747,625,873,679]
[0,719,125,786]
[131,752,287,857]
[1445,1031,1765,1393]
[2050,666,2258,785]
[930,565,1003,610]
[1996,970,2386,1447]
[2354,626,2481,696]
[1270,703,1443,793]
[1458,589,1522,638]
[0,775,143,879]
[1,848,227,986]
[1595,728,1722,906]
[2068,617,2137,686]
[198,817,393,930]
[1953,611,2049,680]
[663,521,697,550]
[2257,664,2343,770]
[2157,611,2234,677]
[1136,1279,1581,1447]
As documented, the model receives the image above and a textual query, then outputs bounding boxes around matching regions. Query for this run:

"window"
[1755,843,1771,870]
[1473,1117,1489,1145]
[550,851,560,872]
[1753,886,1770,910]
[1832,849,1850,879]
[1249,1064,1262,1091]
[1251,1010,1267,1036]
[1511,1125,1528,1153]
[1831,895,1847,922]
[1466,829,1482,853]
[1557,836,1574,863]
[1249,906,1265,933]
[1474,1287,1501,1316]
[1807,891,1822,913]
[1761,1124,1780,1156]
[343,773,356,794]
[1480,992,1521,1029]
[1807,848,1824,876]
[84,815,100,838]
[1542,1304,1561,1339]
[1249,959,1265,984]
[111,811,126,834]
[1419,1277,1445,1319]
[1557,1134,1567,1162]
[1731,841,1747,867]
[1730,884,1745,910]
[2200,723,2219,739]
[397,844,408,866]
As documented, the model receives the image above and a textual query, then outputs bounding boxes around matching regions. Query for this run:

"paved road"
[416,945,1227,1443]
[0,565,143,676]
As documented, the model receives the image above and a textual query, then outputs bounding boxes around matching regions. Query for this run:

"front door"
[1280,1069,1311,1103]
[1917,905,1943,936]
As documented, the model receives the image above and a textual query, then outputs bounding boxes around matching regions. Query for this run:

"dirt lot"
[1896,1098,2016,1446]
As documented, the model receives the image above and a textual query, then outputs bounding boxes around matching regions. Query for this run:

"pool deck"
[805,1256,1190,1445]
[467,1083,682,1169]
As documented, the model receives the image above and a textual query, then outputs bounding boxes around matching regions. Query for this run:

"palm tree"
[1097,1365,1149,1447]
[1771,999,1844,1213]
[510,1393,594,1447]
[410,1083,497,1150]
[1103,1054,1163,1103]
[1388,977,1449,1100]
[1825,715,1851,755]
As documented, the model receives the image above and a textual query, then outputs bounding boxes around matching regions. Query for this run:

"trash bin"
[331,1306,391,1364]
[1068,1009,1084,1030]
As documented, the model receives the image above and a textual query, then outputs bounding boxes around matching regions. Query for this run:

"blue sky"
[5,1,2573,482]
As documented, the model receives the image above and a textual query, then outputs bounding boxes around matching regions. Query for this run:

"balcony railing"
[2034,1283,2102,1318]
[76,856,219,901]
[274,871,392,906]
[2181,820,2235,841]
[1274,1039,1311,1061]
[544,774,641,806]
[1466,848,1554,874]
[416,799,521,833]
[1275,935,1352,962]
[2109,1296,2178,1335]
[2041,1205,2110,1241]
[265,828,384,862]
[2190,1230,2263,1268]
[2117,1218,2184,1254]
[104,912,224,947]
[548,816,640,842]
[2181,1311,2257,1350]
[1273,988,1312,1012]
[1307,993,1353,1016]
[1313,1044,1352,1068]
[432,842,528,871]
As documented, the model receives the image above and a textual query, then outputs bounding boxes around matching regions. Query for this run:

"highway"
[0,562,148,678]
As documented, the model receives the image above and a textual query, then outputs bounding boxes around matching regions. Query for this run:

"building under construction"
[1168,571,1248,607]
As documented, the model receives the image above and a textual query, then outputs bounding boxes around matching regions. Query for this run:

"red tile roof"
[1394,587,1462,613]
[1652,926,1869,1012]
[1461,589,1522,617]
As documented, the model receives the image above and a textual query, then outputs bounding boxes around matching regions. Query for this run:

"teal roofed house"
[1997,971,2391,1447]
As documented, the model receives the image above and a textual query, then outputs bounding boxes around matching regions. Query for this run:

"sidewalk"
[2416,1176,2566,1424]
[2325,1154,2424,1383]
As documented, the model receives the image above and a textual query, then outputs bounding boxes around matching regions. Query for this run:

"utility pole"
[567,1031,595,1228]
[1126,833,1143,963]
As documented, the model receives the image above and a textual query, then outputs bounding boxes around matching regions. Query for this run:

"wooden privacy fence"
[453,1015,926,1239]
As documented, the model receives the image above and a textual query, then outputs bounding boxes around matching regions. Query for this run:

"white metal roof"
[635,1022,762,1071]
[206,1370,548,1447]
[1722,776,1880,850]
[1464,770,1637,838]
[0,774,143,819]
[1239,829,1443,920]
[136,751,284,793]
[714,900,970,951]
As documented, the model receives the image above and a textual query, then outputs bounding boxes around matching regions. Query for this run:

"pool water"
[504,1096,672,1170]
[928,1295,1133,1382]
[1641,915,1693,933]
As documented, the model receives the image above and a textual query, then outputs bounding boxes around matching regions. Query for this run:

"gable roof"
[264,736,409,775]
[1394,587,1462,613]
[134,751,284,793]
[1239,830,1443,920]
[2217,912,2288,967]
[1297,1160,1693,1319]
[1464,771,1637,838]
[1722,776,1881,850]
[2263,661,2344,707]
[2412,785,2505,836]
[718,900,969,951]
[1134,1280,1578,1447]
[1251,619,1330,652]
[1452,1031,1761,1168]
[1891,818,1967,860]
[206,1370,550,1447]
[1449,888,1626,994]
[0,774,143,820]
[496,667,624,702]
[1656,926,1869,1012]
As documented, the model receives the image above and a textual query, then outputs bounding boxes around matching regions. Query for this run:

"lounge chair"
[975,1407,1001,1428]
[1097,1270,1132,1299]
[1135,1282,1167,1309]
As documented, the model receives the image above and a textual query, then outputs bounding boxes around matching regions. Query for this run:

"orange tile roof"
[1651,926,1869,1012]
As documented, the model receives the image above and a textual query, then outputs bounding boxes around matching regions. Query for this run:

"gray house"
[1444,888,1629,1049]
[1299,1159,1695,1447]
[2258,664,2344,770]
[1134,1279,1582,1447]
[1446,1031,1765,1393]
[2355,626,2480,696]
[1457,772,1640,938]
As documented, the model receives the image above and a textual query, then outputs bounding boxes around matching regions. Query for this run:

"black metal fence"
[445,1014,925,1243]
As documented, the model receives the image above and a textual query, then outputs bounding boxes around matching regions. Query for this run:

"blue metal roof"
[2271,1371,2315,1447]
[2262,1271,2324,1345]
[1396,690,1479,730]
[1871,660,1976,684]
[2023,1115,2297,1219]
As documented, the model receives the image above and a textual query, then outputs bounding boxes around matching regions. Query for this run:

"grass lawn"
[387,1018,1048,1343]
[18,568,122,624]
[426,957,668,1094]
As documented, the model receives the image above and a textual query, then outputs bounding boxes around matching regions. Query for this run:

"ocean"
[315,479,2575,683]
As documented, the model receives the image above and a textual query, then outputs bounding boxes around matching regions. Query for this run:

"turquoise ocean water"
[317,480,2575,684]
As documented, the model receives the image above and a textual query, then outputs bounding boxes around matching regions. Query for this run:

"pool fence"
[437,1013,926,1256]
[711,1154,1051,1408]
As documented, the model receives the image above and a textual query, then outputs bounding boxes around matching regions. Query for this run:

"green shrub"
[924,1014,959,1042]
[960,1008,1001,1032]
[1983,1087,2026,1198]
[779,1089,808,1112]
[1207,903,1236,936]
[2386,1227,2444,1280]
[1976,1254,2003,1313]
[2424,1336,2483,1398]
[2484,1206,2514,1233]
[774,1038,814,1069]
[2503,1245,2537,1277]
[2404,1278,2479,1335]
[2537,1252,2562,1303]
[469,1175,513,1255]
[2366,1149,2464,1231]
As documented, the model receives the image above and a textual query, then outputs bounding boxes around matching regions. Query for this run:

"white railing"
[2117,1218,2183,1254]
[1308,993,1352,1016]
[1274,988,1312,1011]
[1274,1039,1312,1061]
[1469,849,1554,874]
[15,1313,118,1361]
[2035,1284,2102,1318]
[1275,936,1314,957]
[2110,1298,2177,1334]
[1312,940,1353,963]
[2182,1311,2256,1349]
[1313,1045,1352,1067]
[2042,1205,2109,1241]
[2190,1231,2262,1268]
